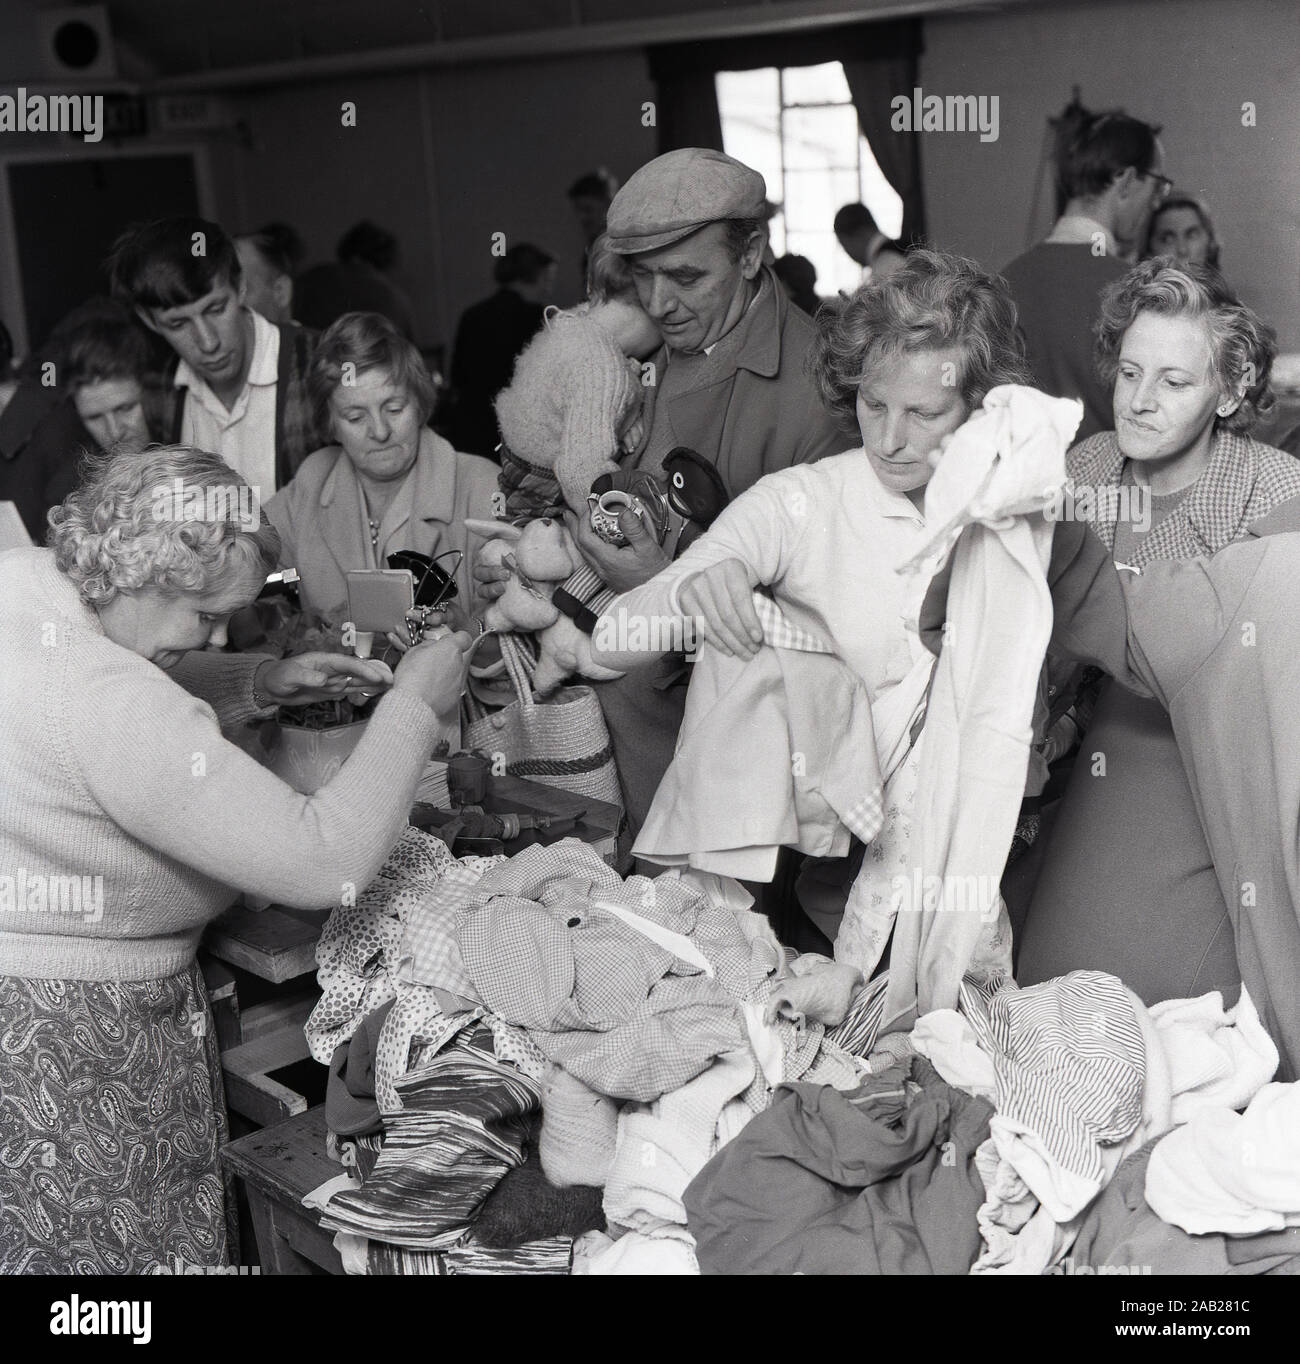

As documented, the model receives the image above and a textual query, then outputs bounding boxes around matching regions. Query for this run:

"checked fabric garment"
[306,827,504,1066]
[635,596,886,880]
[453,840,854,1104]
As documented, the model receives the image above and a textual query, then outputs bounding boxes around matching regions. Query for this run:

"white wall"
[920,0,1300,347]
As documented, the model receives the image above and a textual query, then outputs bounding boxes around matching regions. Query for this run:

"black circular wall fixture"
[53,20,102,71]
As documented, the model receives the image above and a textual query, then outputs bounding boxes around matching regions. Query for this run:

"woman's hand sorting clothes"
[678,558,764,659]
[391,629,475,718]
[564,508,670,594]
[256,652,395,705]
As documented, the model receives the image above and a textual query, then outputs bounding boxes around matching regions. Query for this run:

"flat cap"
[606,148,767,255]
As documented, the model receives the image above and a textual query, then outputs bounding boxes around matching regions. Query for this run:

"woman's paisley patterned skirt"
[0,962,234,1274]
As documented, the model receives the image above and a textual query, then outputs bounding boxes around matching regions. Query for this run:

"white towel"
[1149,984,1279,1124]
[1146,1081,1300,1235]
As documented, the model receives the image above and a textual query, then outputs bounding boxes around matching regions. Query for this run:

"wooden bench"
[202,904,327,1126]
[222,1106,344,1274]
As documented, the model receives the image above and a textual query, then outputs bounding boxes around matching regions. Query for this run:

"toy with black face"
[664,446,730,527]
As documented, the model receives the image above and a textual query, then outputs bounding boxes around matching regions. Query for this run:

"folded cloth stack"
[320,1021,540,1251]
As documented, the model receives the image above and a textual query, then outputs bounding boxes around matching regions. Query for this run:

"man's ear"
[273,274,293,314]
[1112,165,1140,199]
[740,227,767,281]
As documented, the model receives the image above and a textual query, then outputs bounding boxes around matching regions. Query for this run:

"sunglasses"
[386,548,462,609]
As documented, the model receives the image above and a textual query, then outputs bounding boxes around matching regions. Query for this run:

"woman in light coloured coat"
[264,311,498,630]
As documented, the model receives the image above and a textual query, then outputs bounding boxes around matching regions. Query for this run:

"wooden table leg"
[242,1185,318,1275]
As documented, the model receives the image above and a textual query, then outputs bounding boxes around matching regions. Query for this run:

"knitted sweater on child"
[494,309,641,513]
[0,547,446,982]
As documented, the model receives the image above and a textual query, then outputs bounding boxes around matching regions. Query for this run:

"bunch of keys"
[407,606,452,646]
[391,548,462,646]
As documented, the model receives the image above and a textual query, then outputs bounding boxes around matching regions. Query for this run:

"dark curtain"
[646,20,925,241]
[841,55,926,245]
[645,64,724,155]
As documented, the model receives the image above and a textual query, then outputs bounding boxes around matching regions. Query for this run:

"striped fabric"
[375,989,547,1115]
[825,972,890,1058]
[366,1237,574,1275]
[959,971,1145,1194]
[321,1027,542,1251]
[559,561,617,623]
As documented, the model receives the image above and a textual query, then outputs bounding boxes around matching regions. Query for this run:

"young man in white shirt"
[108,217,320,503]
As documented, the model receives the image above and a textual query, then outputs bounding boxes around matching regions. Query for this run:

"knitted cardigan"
[494,309,641,515]
[0,547,446,982]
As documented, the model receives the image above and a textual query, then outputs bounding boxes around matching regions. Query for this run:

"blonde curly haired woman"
[0,444,471,1272]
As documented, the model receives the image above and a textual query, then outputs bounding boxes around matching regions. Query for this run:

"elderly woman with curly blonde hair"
[0,444,473,1273]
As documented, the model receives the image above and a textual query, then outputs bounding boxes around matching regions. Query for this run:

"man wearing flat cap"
[569,147,850,844]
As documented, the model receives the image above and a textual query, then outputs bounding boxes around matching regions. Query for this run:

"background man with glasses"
[1003,108,1167,439]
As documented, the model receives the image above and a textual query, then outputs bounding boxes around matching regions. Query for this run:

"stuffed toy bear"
[464,518,625,695]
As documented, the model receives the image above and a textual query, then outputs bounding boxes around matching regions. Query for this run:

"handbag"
[462,632,625,821]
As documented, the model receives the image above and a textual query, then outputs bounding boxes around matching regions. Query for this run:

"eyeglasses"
[1145,172,1175,202]
[386,548,462,609]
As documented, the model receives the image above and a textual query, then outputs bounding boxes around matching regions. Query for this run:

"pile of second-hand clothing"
[681,971,1300,1275]
[303,832,876,1273]
[301,829,1299,1274]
